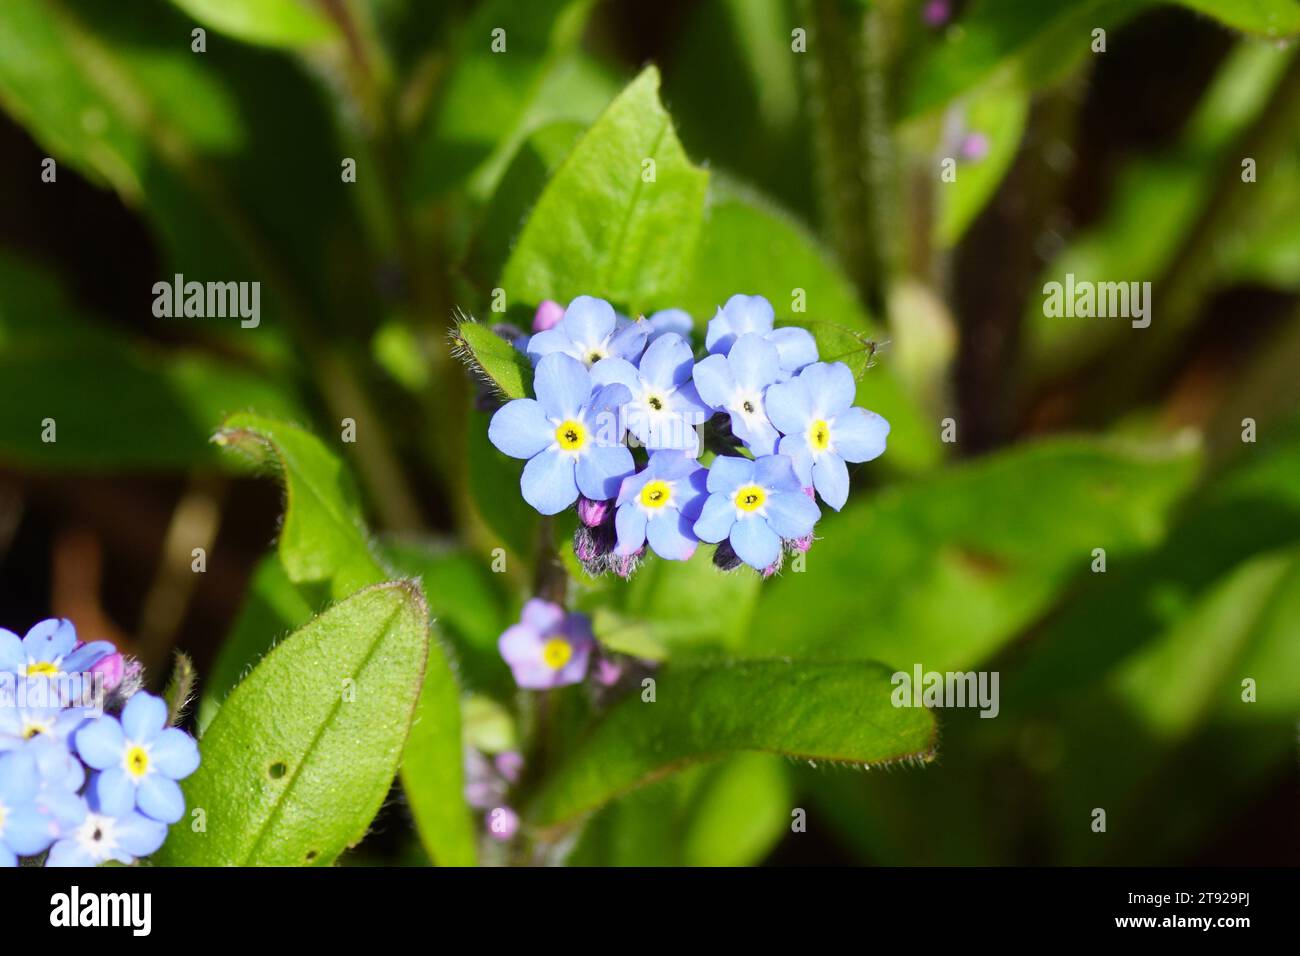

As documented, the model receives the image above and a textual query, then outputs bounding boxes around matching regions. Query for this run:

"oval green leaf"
[451,320,534,401]
[527,660,936,830]
[156,582,429,866]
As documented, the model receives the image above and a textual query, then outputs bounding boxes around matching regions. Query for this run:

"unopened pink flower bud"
[494,751,524,784]
[532,299,564,332]
[594,657,623,687]
[89,651,125,691]
[486,806,520,841]
[576,495,611,528]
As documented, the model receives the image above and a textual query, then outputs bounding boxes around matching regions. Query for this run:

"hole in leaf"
[268,761,287,779]
[305,850,318,862]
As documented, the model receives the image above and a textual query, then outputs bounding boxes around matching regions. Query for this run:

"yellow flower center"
[639,479,673,510]
[25,661,59,677]
[541,638,573,671]
[554,419,587,452]
[125,745,150,779]
[734,484,767,513]
[22,719,51,740]
[809,418,831,451]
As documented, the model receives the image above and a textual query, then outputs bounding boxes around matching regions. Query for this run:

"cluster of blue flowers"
[487,294,889,574]
[0,619,199,867]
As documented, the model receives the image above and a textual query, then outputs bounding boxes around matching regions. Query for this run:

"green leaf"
[156,582,430,866]
[679,176,941,472]
[451,320,534,401]
[500,66,709,312]
[901,0,1140,119]
[527,660,936,829]
[930,84,1029,247]
[197,554,315,734]
[0,255,303,470]
[748,437,1201,670]
[166,0,337,48]
[213,413,387,599]
[409,0,602,201]
[401,655,478,867]
[1172,0,1300,36]
[681,753,792,866]
[162,652,197,727]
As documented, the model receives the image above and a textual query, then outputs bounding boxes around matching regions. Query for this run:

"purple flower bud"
[712,540,743,572]
[761,553,784,579]
[577,495,612,528]
[89,650,125,692]
[532,299,565,333]
[594,657,623,687]
[788,533,815,554]
[609,548,644,580]
[491,323,526,344]
[923,0,951,27]
[960,132,990,161]
[486,806,520,841]
[494,751,524,784]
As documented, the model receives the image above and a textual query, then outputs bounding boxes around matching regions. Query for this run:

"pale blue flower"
[525,295,648,367]
[489,353,635,515]
[704,294,818,376]
[614,451,709,561]
[692,333,783,455]
[693,455,821,570]
[766,361,889,510]
[591,333,711,453]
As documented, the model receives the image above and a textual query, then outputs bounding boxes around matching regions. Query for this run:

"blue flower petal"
[693,494,737,542]
[766,488,822,537]
[638,333,694,389]
[0,629,24,673]
[765,377,813,435]
[575,444,634,501]
[488,399,553,460]
[4,804,56,856]
[706,456,754,494]
[23,619,76,661]
[801,361,856,415]
[608,322,649,362]
[616,466,651,507]
[562,296,617,346]
[75,716,125,770]
[533,352,592,419]
[730,517,781,569]
[520,449,579,515]
[768,327,819,372]
[137,774,185,824]
[834,407,890,462]
[150,728,199,780]
[680,467,710,521]
[754,454,801,493]
[614,503,648,555]
[778,434,815,487]
[62,641,115,674]
[0,845,15,867]
[525,327,575,364]
[646,309,694,344]
[589,356,640,394]
[730,413,781,457]
[0,751,38,804]
[115,811,168,858]
[706,294,775,355]
[813,454,850,510]
[727,333,780,392]
[121,693,167,742]
[647,511,698,561]
[92,768,136,818]
[691,353,735,410]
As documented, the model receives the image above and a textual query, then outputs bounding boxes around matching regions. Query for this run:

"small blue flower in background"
[498,599,594,689]
[44,791,166,867]
[766,361,890,510]
[592,333,711,453]
[25,735,87,833]
[614,451,709,561]
[76,692,199,825]
[526,295,648,368]
[693,455,821,570]
[693,333,784,455]
[644,308,694,346]
[0,749,60,867]
[489,352,635,515]
[704,294,818,376]
[0,619,115,679]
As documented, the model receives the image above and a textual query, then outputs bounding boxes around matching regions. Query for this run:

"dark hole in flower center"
[564,428,579,443]
[92,828,103,842]
[649,489,664,502]
[744,493,759,506]
[588,352,603,364]
[742,401,755,414]
[648,396,663,411]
